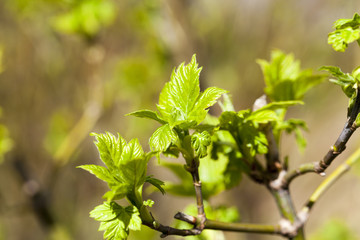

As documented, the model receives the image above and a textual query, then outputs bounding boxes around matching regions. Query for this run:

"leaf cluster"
[80,51,327,239]
[328,13,360,52]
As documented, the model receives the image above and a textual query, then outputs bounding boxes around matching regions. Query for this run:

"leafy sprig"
[328,13,360,52]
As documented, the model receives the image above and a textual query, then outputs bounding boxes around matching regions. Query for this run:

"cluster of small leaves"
[328,13,360,52]
[78,132,164,240]
[320,66,360,119]
[128,55,227,165]
[80,51,325,239]
[321,13,360,123]
[257,50,325,102]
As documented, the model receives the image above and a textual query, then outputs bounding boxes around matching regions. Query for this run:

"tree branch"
[143,211,283,238]
[187,158,207,230]
[296,147,360,226]
[282,87,360,186]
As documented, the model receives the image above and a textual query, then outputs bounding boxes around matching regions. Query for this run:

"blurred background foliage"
[1,0,360,239]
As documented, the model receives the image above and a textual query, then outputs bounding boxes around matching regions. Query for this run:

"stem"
[144,211,283,237]
[270,188,305,239]
[297,147,360,224]
[205,219,281,234]
[188,160,206,229]
[282,162,320,188]
[282,87,360,186]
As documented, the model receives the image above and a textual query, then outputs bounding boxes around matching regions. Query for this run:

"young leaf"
[91,202,141,240]
[218,93,235,112]
[257,50,325,101]
[157,54,226,127]
[191,131,211,158]
[77,164,115,184]
[328,13,360,52]
[189,87,228,123]
[120,138,144,164]
[102,184,130,201]
[149,124,177,152]
[120,158,147,189]
[320,66,355,98]
[145,176,166,195]
[91,132,126,169]
[126,110,167,125]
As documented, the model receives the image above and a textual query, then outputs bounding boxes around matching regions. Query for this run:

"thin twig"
[188,160,207,229]
[282,87,360,187]
[296,147,360,226]
[145,211,283,237]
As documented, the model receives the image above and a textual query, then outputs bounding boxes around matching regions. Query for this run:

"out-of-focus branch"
[54,45,105,167]
[13,156,55,229]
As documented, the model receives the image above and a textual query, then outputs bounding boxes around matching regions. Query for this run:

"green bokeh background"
[0,0,360,239]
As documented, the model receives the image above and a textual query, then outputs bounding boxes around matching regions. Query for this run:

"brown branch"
[282,87,360,187]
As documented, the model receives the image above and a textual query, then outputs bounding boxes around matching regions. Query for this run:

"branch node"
[269,170,287,190]
[279,218,297,238]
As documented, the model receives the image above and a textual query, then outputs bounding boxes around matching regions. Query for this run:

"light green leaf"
[91,132,126,169]
[189,87,228,123]
[328,28,360,52]
[77,164,115,184]
[91,202,141,240]
[149,124,177,152]
[121,138,144,164]
[157,54,226,128]
[157,54,202,124]
[328,13,360,52]
[143,199,155,207]
[90,201,121,222]
[258,50,325,101]
[120,158,147,189]
[218,93,235,112]
[320,66,356,98]
[102,184,130,201]
[248,110,279,123]
[126,109,167,124]
[191,131,211,158]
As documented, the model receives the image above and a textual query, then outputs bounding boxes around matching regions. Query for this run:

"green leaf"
[102,184,130,201]
[90,201,121,222]
[157,54,201,124]
[328,28,360,52]
[189,87,228,123]
[91,132,126,169]
[77,164,115,184]
[218,93,235,112]
[149,124,177,152]
[121,138,144,164]
[258,50,325,101]
[191,131,211,158]
[126,109,167,125]
[157,54,226,127]
[320,66,356,98]
[91,202,141,240]
[275,119,308,152]
[145,176,165,195]
[120,158,147,190]
[143,199,155,207]
[328,13,360,52]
